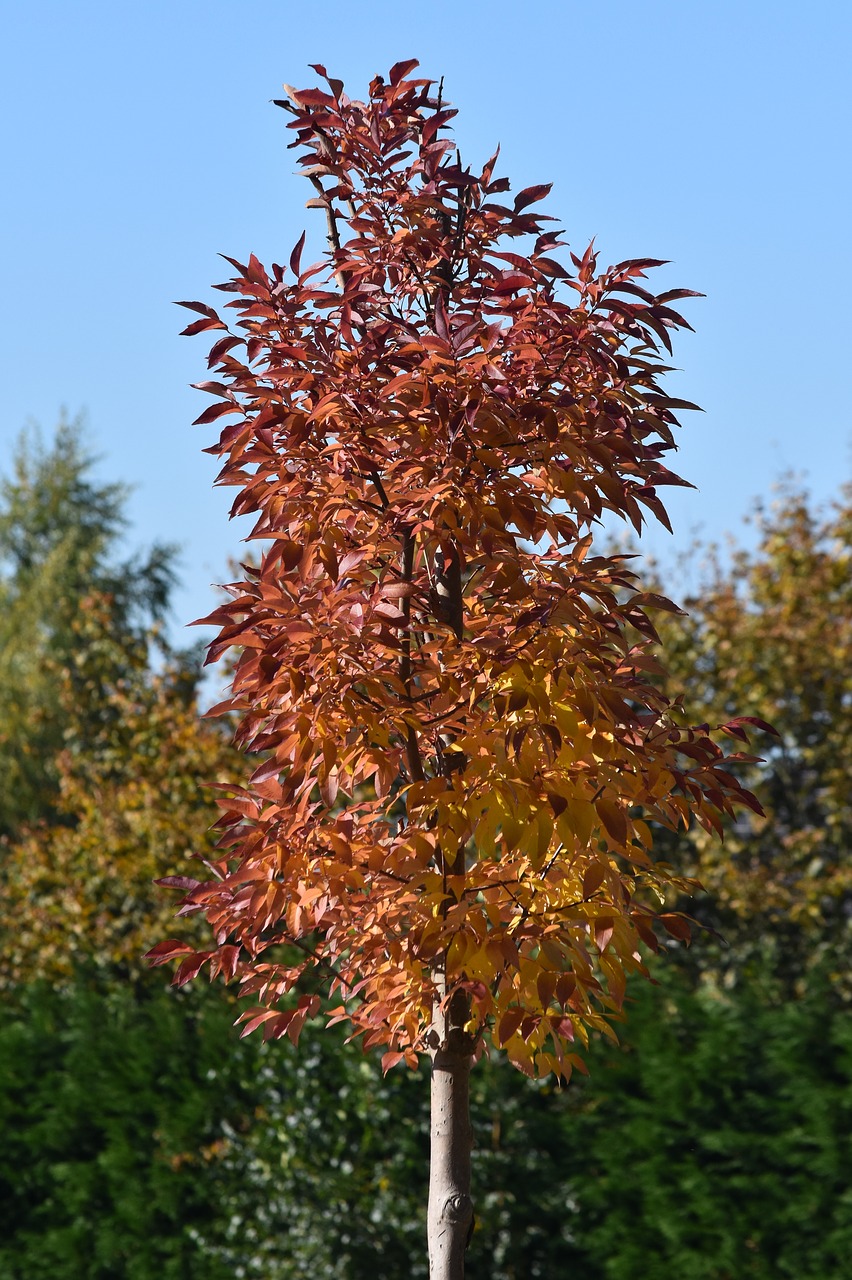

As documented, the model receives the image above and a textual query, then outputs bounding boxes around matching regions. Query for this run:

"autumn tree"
[152,62,763,1277]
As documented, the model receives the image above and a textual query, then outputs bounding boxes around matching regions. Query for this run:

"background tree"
[0,981,265,1280]
[0,658,240,990]
[0,420,271,1279]
[153,62,762,1277]
[656,482,852,997]
[0,417,176,836]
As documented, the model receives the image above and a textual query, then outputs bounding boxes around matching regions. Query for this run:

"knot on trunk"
[440,1191,473,1227]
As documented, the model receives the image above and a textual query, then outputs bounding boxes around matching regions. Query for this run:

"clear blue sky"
[2,0,850,646]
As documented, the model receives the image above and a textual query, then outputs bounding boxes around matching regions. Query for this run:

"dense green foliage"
[582,973,852,1280]
[0,981,257,1280]
[1,425,848,1276]
[3,968,849,1279]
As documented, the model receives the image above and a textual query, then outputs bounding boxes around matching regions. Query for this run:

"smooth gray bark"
[428,984,474,1280]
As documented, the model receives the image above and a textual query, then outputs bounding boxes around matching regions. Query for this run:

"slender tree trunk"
[429,534,472,1277]
[428,983,474,1279]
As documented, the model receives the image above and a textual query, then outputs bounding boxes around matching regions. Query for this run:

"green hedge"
[0,979,259,1280]
[1,966,850,1278]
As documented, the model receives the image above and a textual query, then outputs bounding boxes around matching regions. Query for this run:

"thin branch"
[308,174,347,293]
[399,531,426,783]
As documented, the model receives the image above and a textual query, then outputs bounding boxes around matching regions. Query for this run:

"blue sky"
[2,0,850,649]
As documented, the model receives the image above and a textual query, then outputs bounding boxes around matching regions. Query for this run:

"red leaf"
[144,939,194,964]
[535,256,570,280]
[514,183,552,212]
[176,300,219,318]
[251,757,283,787]
[287,86,337,109]
[596,799,627,846]
[725,716,779,737]
[498,1007,525,1044]
[492,272,533,295]
[380,582,416,600]
[181,316,226,337]
[237,1008,279,1038]
[434,291,449,342]
[659,914,692,943]
[594,918,614,952]
[289,231,307,278]
[389,58,419,85]
[207,335,242,365]
[310,64,345,99]
[193,401,239,427]
[319,767,340,808]
[629,591,685,615]
[536,970,556,1010]
[546,792,568,817]
[246,253,268,286]
[582,861,606,898]
[175,952,214,985]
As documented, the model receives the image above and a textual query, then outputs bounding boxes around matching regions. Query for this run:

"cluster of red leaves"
[149,61,763,1078]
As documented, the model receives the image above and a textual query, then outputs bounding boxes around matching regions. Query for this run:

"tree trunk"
[428,984,474,1280]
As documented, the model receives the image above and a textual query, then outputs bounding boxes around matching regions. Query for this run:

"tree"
[152,63,762,1277]
[0,432,270,1279]
[0,415,249,989]
[0,417,176,836]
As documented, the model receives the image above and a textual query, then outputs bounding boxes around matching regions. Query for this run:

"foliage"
[568,963,852,1280]
[657,484,852,994]
[0,661,240,988]
[0,420,241,988]
[0,413,844,1275]
[3,968,848,1280]
[154,967,852,1280]
[187,485,852,1276]
[0,980,263,1280]
[0,427,266,1277]
[0,417,177,835]
[5,970,848,1280]
[192,1021,575,1280]
[154,62,760,1079]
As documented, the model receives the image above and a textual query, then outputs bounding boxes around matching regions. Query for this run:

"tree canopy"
[0,417,239,986]
[152,63,763,1086]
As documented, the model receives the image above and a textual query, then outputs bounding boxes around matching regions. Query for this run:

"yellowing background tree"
[657,483,852,997]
